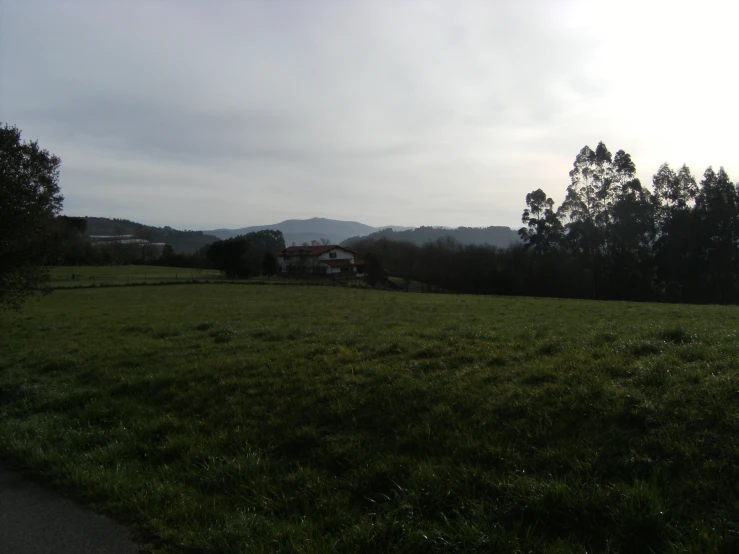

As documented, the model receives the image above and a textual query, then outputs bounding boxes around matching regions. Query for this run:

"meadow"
[48,265,223,287]
[1,280,738,552]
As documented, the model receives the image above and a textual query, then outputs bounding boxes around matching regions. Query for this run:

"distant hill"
[342,226,521,249]
[84,217,219,254]
[80,217,518,254]
[206,217,411,246]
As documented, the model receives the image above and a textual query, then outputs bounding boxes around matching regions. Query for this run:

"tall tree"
[559,143,609,296]
[519,189,563,253]
[652,164,699,300]
[0,124,63,310]
[244,229,286,253]
[608,178,657,299]
[262,251,279,278]
[242,229,286,274]
[613,150,637,188]
[693,167,738,302]
[593,142,616,235]
[561,146,597,224]
[653,163,698,218]
[207,237,250,277]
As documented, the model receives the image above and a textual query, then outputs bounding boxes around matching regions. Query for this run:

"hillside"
[80,217,519,254]
[206,217,410,246]
[84,217,219,254]
[342,225,521,248]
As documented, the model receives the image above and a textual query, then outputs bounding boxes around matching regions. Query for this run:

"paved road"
[0,468,140,553]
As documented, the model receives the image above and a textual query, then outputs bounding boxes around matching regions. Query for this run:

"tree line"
[51,216,286,277]
[204,229,284,277]
[355,142,737,303]
[3,121,735,309]
[342,225,520,249]
[84,217,218,254]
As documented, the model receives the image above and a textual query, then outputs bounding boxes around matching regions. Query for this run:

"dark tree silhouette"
[207,237,250,278]
[207,229,286,277]
[350,143,736,305]
[262,251,279,278]
[0,124,63,309]
[519,189,563,253]
[693,167,738,302]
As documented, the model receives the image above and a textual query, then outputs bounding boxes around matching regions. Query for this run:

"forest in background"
[355,142,737,304]
[50,141,738,305]
[342,225,519,249]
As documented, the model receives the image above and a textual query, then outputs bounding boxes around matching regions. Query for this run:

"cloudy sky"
[1,0,737,230]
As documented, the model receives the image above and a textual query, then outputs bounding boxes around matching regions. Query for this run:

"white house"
[275,245,365,276]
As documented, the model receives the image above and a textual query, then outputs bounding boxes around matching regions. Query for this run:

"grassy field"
[47,265,370,289]
[48,265,223,287]
[1,284,739,552]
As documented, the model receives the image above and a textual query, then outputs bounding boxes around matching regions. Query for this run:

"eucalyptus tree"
[652,163,700,300]
[609,177,657,299]
[518,188,563,253]
[561,145,597,224]
[558,142,620,296]
[592,142,617,235]
[653,163,699,215]
[557,142,650,297]
[693,167,738,302]
[613,150,637,189]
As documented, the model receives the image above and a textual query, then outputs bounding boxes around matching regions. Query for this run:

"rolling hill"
[83,217,220,254]
[81,217,519,254]
[206,217,411,246]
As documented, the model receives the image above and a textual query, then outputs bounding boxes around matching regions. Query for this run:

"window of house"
[329,252,337,259]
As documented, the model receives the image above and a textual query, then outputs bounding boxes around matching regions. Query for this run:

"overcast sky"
[1,0,737,230]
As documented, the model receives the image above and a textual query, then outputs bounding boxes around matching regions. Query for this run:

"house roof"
[276,245,357,257]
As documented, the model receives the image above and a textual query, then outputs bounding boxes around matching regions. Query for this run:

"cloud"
[1,0,737,229]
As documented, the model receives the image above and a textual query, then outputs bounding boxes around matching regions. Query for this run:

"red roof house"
[276,245,363,276]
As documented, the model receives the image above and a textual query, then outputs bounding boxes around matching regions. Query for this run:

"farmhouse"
[276,245,365,277]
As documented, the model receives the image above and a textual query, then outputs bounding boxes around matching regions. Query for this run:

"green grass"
[47,265,364,288]
[388,276,439,292]
[48,265,223,287]
[2,285,739,552]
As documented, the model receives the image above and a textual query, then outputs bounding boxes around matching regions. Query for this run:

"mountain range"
[205,217,411,247]
[81,216,519,254]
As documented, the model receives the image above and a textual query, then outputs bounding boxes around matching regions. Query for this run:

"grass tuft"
[210,326,236,344]
[629,341,662,357]
[39,358,78,373]
[121,324,152,333]
[657,325,693,344]
[536,339,562,356]
[151,324,182,339]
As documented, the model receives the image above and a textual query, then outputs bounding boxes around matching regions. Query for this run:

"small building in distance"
[275,245,365,277]
[89,235,166,260]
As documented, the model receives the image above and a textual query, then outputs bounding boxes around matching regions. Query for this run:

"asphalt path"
[0,467,140,553]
